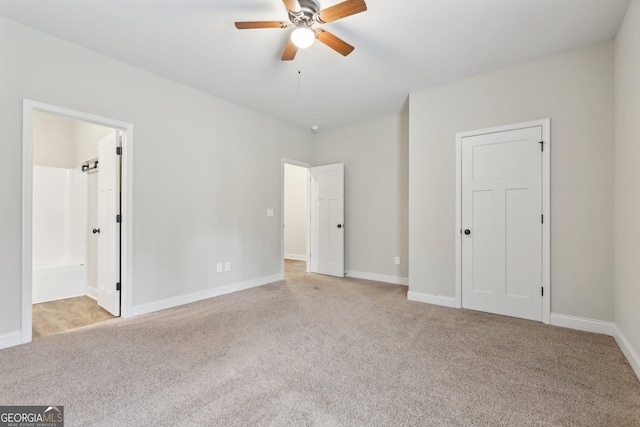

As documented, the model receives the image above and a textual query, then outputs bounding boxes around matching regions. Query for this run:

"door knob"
[337,224,342,228]
[93,228,100,234]
[464,229,471,235]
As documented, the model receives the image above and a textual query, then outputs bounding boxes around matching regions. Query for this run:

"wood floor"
[32,264,305,339]
[32,295,115,338]
[284,259,307,279]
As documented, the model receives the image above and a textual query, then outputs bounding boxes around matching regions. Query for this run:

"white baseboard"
[549,313,615,336]
[132,274,284,317]
[346,270,408,286]
[407,291,456,308]
[0,330,22,350]
[284,253,307,261]
[87,286,98,300]
[614,325,640,381]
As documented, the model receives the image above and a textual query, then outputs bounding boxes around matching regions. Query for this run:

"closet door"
[461,126,543,321]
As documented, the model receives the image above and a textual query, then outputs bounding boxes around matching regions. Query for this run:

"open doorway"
[22,100,133,344]
[31,112,118,337]
[281,159,311,279]
[281,159,346,280]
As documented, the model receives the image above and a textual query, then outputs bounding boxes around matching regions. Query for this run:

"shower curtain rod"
[81,160,98,173]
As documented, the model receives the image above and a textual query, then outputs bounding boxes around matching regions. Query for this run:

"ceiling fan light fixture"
[235,0,367,61]
[291,26,315,49]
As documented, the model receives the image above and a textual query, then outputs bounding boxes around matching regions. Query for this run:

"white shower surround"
[32,165,88,303]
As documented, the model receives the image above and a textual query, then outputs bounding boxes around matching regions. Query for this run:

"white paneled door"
[310,163,344,277]
[461,126,543,321]
[97,131,121,316]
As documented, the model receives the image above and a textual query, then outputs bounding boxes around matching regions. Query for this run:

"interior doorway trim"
[281,158,313,276]
[22,99,134,344]
[455,119,551,324]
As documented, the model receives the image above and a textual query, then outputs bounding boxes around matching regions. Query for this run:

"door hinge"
[541,214,544,224]
[539,141,544,152]
[116,282,121,291]
[541,286,544,296]
[116,147,122,155]
[116,214,121,223]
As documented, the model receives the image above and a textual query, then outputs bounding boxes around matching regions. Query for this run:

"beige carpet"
[1,260,639,426]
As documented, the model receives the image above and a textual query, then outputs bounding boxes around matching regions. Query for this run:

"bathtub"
[32,259,88,304]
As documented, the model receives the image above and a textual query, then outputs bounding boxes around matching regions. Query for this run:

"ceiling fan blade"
[316,0,367,24]
[282,0,301,13]
[282,39,298,61]
[235,21,289,30]
[316,30,354,56]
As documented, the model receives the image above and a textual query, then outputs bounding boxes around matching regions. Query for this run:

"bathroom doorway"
[22,100,133,344]
[31,112,118,337]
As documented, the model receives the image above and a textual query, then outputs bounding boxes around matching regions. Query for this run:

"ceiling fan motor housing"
[290,0,320,24]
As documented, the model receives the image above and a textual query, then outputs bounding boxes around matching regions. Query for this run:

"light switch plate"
[217,263,223,272]
[225,262,231,272]
[267,209,274,217]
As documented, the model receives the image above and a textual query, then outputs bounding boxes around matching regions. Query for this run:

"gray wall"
[614,0,640,365]
[0,16,313,335]
[313,111,409,280]
[409,41,615,321]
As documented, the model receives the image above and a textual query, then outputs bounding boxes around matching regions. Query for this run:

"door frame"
[22,99,134,344]
[455,119,551,324]
[281,158,313,276]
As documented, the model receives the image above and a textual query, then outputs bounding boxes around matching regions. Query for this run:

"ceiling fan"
[235,0,367,61]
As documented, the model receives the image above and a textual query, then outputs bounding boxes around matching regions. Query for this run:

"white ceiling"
[0,0,630,131]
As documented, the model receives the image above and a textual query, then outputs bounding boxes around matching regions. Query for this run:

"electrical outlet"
[225,262,231,272]
[217,263,223,273]
[395,256,400,265]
